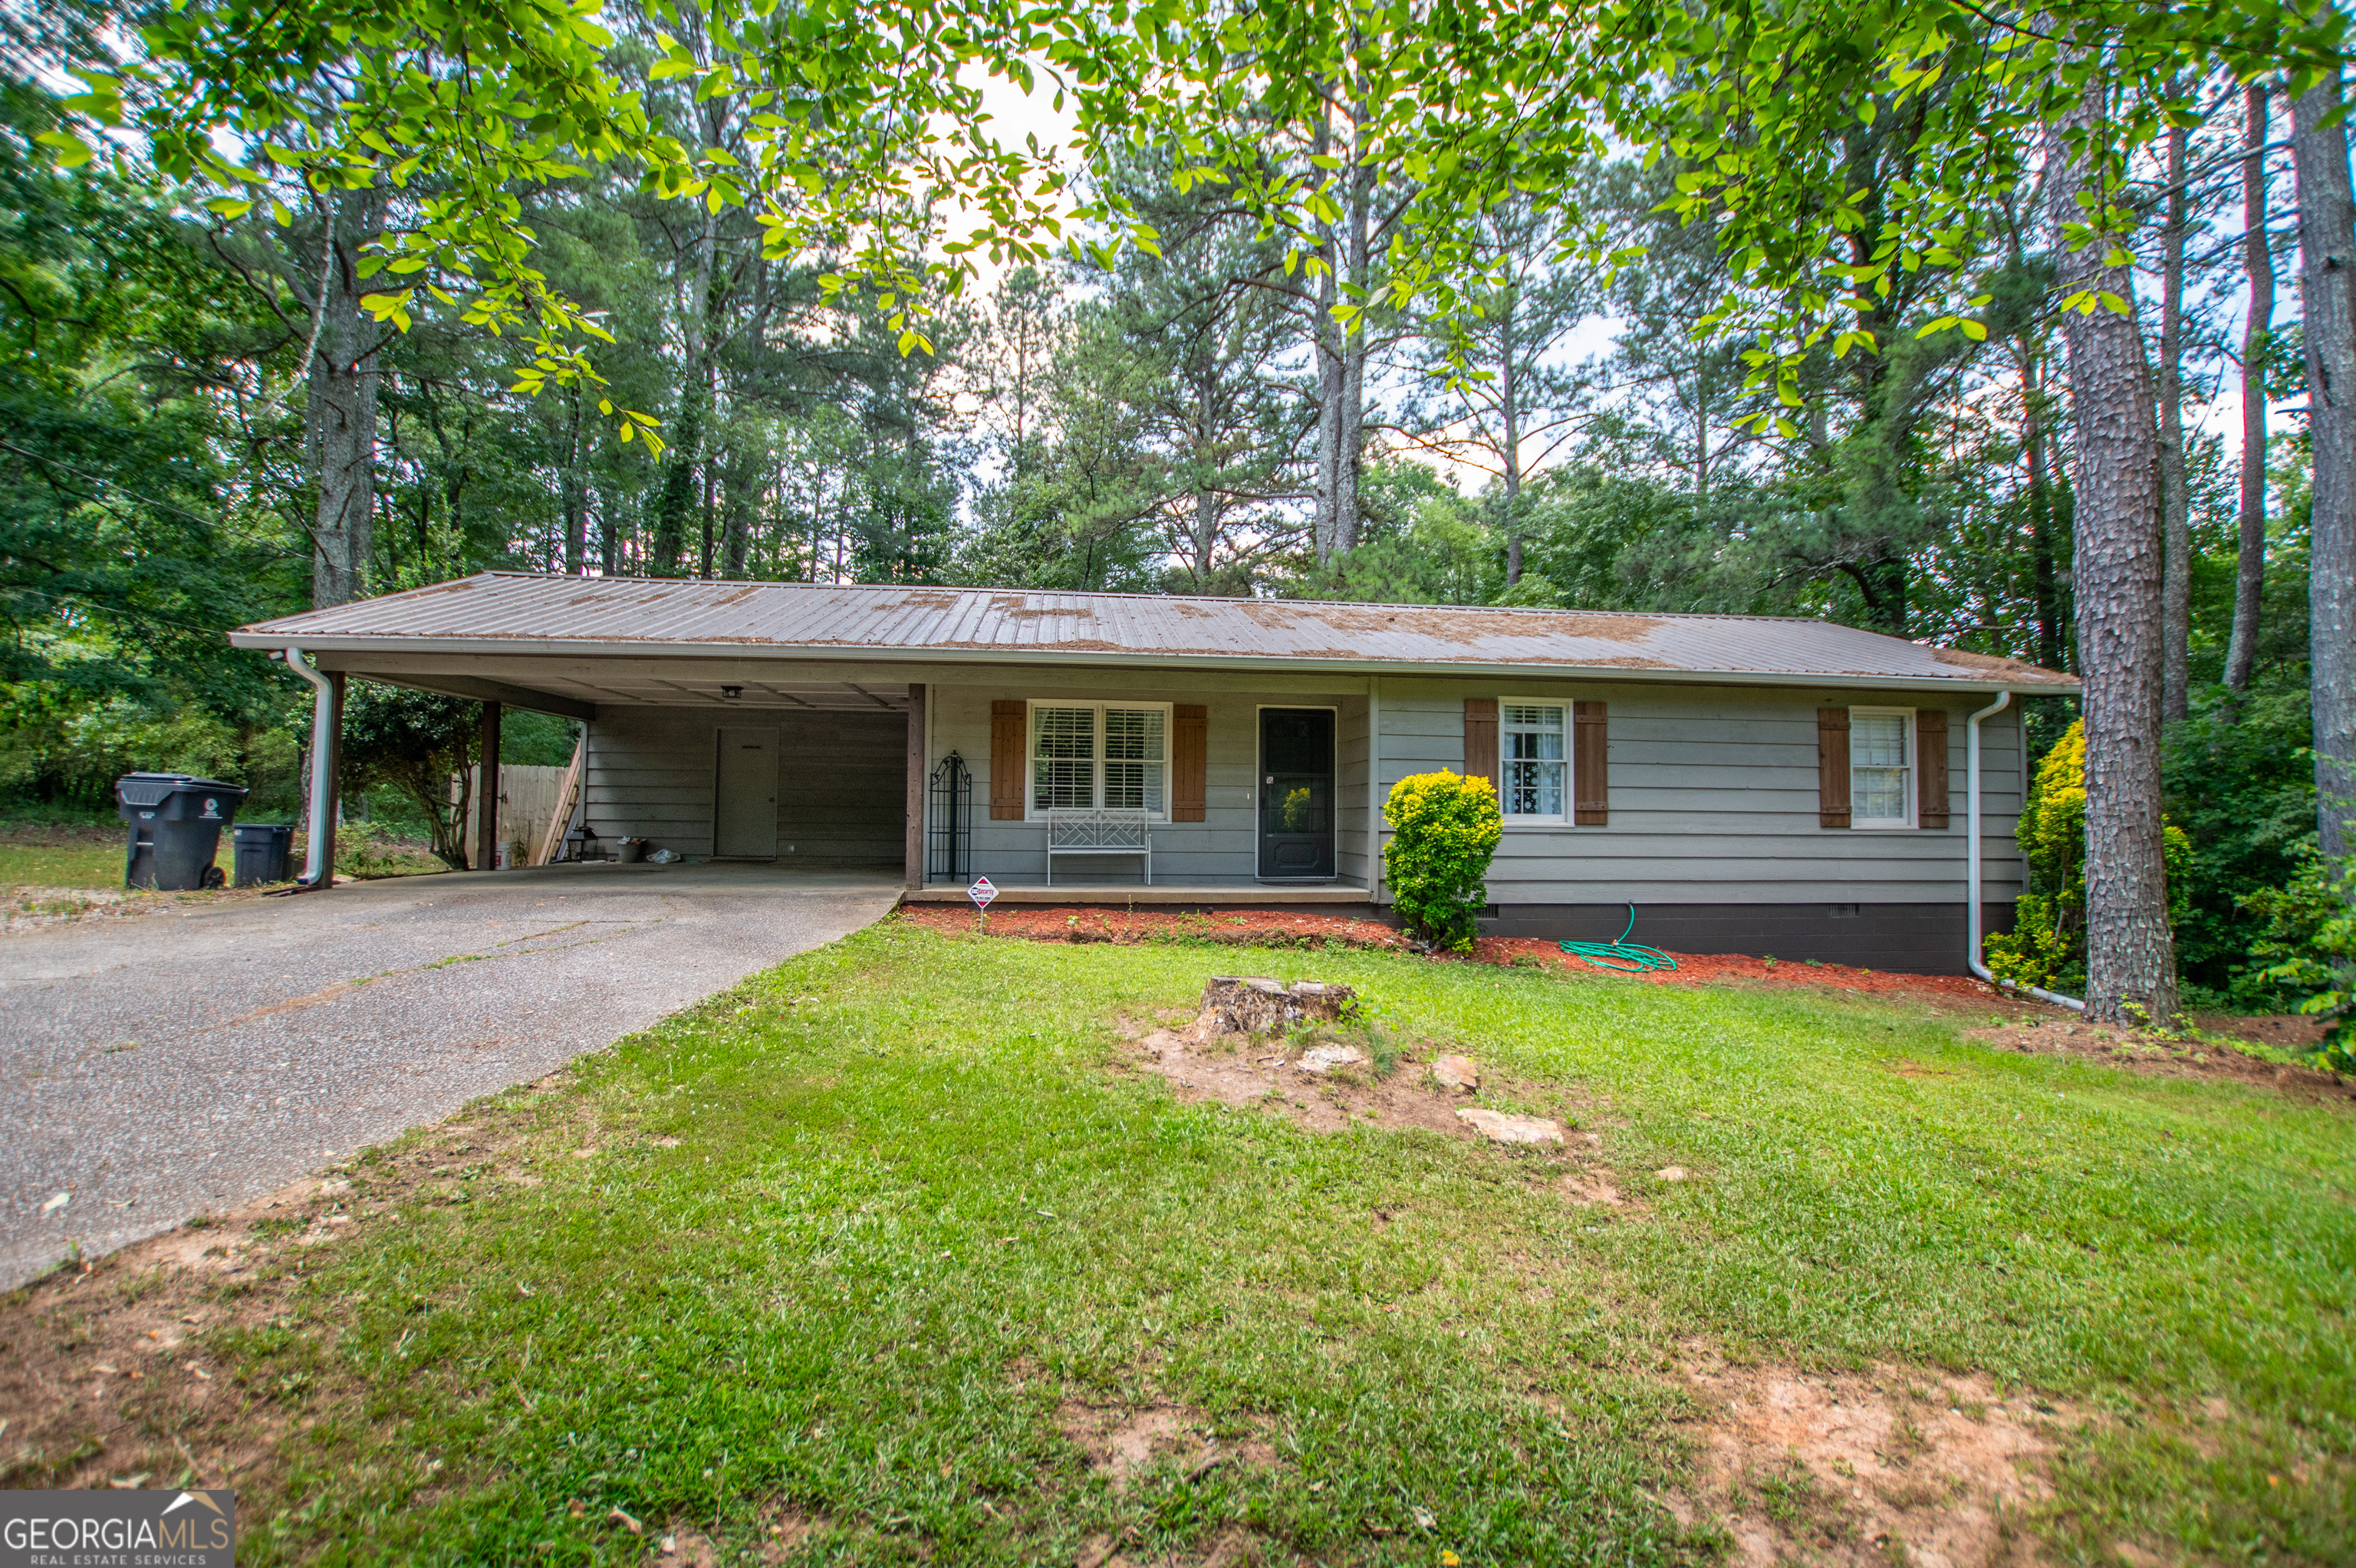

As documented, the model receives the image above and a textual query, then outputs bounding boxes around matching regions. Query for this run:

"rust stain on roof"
[1930,646,2073,681]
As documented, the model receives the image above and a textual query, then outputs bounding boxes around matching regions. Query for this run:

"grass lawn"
[0,837,123,889]
[11,924,2354,1564]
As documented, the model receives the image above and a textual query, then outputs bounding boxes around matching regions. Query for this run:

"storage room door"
[714,727,780,859]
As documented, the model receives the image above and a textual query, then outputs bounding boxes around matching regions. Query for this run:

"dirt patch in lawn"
[1058,1398,1278,1491]
[1115,1004,1604,1150]
[1677,1353,2074,1568]
[1124,1026,1495,1138]
[0,1070,591,1495]
[1966,1015,2356,1103]
[1114,1004,1641,1216]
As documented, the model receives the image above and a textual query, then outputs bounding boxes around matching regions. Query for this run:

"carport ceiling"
[324,656,913,716]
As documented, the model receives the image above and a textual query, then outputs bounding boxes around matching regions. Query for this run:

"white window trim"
[1025,699,1175,822]
[1849,705,1917,830]
[1496,696,1575,827]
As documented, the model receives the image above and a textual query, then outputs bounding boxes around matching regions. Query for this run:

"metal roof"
[229,573,2079,692]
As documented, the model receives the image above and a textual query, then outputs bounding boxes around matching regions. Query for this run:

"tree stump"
[1198,976,1359,1037]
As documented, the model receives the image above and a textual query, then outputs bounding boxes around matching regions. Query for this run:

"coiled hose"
[1560,904,1678,973]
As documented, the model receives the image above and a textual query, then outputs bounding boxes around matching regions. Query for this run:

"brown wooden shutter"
[989,700,1027,820]
[1573,701,1609,824]
[1917,708,1950,829]
[1172,704,1208,821]
[1463,698,1499,785]
[1817,708,1852,828]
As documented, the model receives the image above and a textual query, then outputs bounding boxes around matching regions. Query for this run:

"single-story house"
[229,574,2078,972]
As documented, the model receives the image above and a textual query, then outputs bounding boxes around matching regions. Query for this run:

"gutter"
[1966,691,2083,1011]
[285,646,337,889]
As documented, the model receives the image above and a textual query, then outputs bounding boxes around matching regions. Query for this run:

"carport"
[235,618,927,885]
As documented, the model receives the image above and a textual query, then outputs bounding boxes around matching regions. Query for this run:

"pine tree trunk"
[2045,95,2179,1024]
[1311,101,1342,567]
[1502,281,1523,588]
[306,182,390,609]
[1193,365,1217,580]
[2228,84,2275,694]
[2023,345,2066,673]
[1335,148,1369,556]
[2159,124,2191,723]
[721,444,753,578]
[561,387,587,577]
[2293,73,2356,864]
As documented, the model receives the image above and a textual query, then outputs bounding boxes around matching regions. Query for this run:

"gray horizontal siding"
[928,680,1369,887]
[585,706,901,866]
[583,667,2031,912]
[1370,676,2025,907]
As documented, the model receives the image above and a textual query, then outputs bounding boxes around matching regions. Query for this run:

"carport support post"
[476,701,502,873]
[905,683,926,889]
[321,672,344,883]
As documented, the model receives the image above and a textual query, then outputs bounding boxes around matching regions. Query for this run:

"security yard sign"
[968,876,997,909]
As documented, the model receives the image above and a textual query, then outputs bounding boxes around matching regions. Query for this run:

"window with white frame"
[1032,702,1168,815]
[1501,702,1568,820]
[1850,708,1913,827]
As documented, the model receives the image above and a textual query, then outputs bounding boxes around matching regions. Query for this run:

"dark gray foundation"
[1478,902,2015,975]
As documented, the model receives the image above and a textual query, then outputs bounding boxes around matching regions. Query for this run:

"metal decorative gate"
[927,751,971,885]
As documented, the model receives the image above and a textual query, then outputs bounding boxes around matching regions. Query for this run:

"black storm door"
[1259,708,1336,879]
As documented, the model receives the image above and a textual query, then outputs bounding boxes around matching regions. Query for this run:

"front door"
[714,727,779,859]
[1259,708,1336,879]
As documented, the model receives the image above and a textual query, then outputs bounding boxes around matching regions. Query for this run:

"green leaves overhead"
[47,0,1097,445]
[33,0,2352,442]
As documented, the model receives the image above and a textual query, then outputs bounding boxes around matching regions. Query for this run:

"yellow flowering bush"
[1986,720,2188,991]
[1384,770,1502,952]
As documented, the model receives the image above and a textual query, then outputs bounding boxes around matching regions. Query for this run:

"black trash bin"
[232,823,294,887]
[117,772,248,890]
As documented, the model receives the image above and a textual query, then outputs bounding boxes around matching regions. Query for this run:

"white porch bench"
[1045,808,1152,886]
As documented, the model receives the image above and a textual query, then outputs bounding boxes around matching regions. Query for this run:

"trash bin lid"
[116,771,197,807]
[115,771,248,806]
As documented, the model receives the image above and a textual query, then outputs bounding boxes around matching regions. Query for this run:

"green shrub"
[2164,682,2318,1001]
[1986,719,2190,994]
[2247,856,2356,1070]
[1382,770,1502,952]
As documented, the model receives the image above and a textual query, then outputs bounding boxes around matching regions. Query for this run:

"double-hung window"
[1849,708,1913,828]
[1501,702,1568,821]
[1031,702,1168,816]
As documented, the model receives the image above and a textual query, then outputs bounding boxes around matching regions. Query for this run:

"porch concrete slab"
[904,883,1375,904]
[0,863,901,1289]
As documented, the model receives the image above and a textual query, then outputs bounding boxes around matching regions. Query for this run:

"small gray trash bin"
[117,772,248,890]
[232,823,294,886]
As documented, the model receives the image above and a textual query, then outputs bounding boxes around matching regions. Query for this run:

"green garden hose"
[1560,905,1679,973]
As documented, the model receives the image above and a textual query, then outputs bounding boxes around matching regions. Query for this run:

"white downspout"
[1968,689,2083,1011]
[1367,676,1382,904]
[286,646,337,888]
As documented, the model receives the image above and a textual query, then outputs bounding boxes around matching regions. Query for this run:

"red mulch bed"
[897,902,2013,1004]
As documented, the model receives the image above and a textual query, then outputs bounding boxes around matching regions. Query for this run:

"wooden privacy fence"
[458,738,585,868]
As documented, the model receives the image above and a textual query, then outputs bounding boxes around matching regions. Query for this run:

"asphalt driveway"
[0,863,902,1288]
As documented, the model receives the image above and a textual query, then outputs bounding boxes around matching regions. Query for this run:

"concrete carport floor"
[0,861,903,1289]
